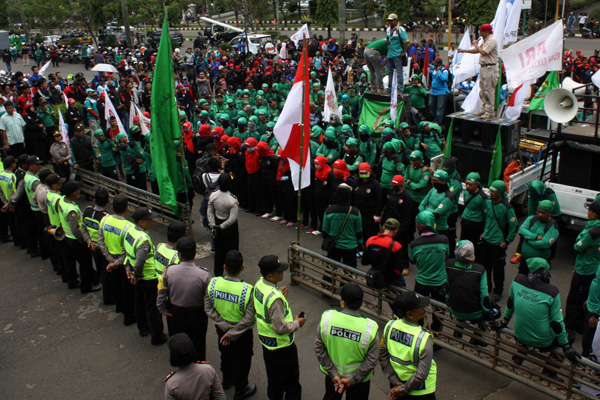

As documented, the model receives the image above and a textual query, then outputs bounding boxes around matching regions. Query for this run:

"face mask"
[247,147,255,152]
[382,149,393,158]
[359,173,370,179]
[333,168,343,178]
[238,124,245,130]
[434,182,446,193]
[360,134,368,141]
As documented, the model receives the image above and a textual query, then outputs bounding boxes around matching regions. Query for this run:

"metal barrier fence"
[75,168,193,237]
[288,243,600,400]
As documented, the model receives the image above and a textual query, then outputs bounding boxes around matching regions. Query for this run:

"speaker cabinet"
[558,145,600,191]
[445,113,521,154]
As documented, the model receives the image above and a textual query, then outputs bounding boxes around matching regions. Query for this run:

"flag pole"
[296,35,307,244]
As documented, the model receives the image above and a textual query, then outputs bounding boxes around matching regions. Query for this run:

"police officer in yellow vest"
[205,250,257,400]
[155,221,186,286]
[254,255,306,400]
[118,206,166,345]
[44,174,66,276]
[99,194,135,325]
[380,291,437,400]
[0,156,17,243]
[82,188,111,304]
[58,180,100,293]
[11,155,42,256]
[315,283,379,400]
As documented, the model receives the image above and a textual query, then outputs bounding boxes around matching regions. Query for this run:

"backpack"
[199,173,220,227]
[192,158,207,194]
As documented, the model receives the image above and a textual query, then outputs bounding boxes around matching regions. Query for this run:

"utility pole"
[447,0,452,52]
[120,0,132,48]
[338,0,345,43]
[275,0,280,36]
[18,2,29,42]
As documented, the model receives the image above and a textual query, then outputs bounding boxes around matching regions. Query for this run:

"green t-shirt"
[366,39,388,55]
[408,234,449,286]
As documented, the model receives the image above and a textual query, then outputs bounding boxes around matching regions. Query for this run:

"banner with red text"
[500,20,563,90]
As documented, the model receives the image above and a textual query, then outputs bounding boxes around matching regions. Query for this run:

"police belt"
[170,304,206,318]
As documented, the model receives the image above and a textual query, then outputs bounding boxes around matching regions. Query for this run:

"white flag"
[58,109,69,146]
[491,0,507,53]
[390,70,398,121]
[104,93,126,136]
[505,79,535,120]
[63,92,69,109]
[500,20,563,90]
[129,101,135,129]
[290,24,310,47]
[503,0,524,46]
[461,77,482,113]
[279,42,288,60]
[134,104,151,136]
[451,27,481,86]
[592,69,600,89]
[39,60,51,77]
[324,68,342,121]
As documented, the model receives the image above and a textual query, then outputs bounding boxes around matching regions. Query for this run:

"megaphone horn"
[562,77,586,96]
[45,225,66,241]
[543,88,578,124]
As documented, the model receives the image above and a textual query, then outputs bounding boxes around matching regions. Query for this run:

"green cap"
[266,121,276,130]
[409,150,424,161]
[227,99,234,104]
[382,127,395,136]
[179,110,187,117]
[527,257,551,273]
[238,117,247,125]
[346,138,359,147]
[433,169,448,181]
[116,132,128,143]
[220,114,229,121]
[249,115,260,124]
[385,119,394,126]
[200,110,209,118]
[465,172,481,184]
[341,124,352,133]
[128,125,141,136]
[490,180,507,194]
[358,125,370,135]
[93,129,104,137]
[415,211,436,230]
[342,114,353,123]
[311,126,323,138]
[400,122,409,129]
[237,110,248,118]
[537,199,554,213]
[199,99,208,105]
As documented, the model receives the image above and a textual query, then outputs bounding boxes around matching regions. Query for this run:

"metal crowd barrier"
[75,168,193,237]
[288,243,600,400]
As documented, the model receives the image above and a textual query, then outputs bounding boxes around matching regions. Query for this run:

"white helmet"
[174,48,180,54]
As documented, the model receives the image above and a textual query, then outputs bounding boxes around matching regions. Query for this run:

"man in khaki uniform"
[458,23,498,118]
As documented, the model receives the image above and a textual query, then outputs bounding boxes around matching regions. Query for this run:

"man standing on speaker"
[457,23,498,119]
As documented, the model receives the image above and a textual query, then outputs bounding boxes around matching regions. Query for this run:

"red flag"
[422,48,430,87]
[274,41,311,190]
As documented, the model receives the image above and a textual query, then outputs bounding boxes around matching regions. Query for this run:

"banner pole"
[296,36,308,244]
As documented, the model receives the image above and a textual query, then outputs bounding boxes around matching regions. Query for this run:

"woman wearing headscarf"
[313,155,335,235]
[225,136,246,208]
[23,103,47,161]
[257,141,279,220]
[243,137,261,214]
[181,122,197,175]
[331,159,354,193]
[352,162,382,249]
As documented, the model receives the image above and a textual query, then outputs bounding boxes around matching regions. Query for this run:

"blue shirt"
[430,68,449,95]
[386,25,408,59]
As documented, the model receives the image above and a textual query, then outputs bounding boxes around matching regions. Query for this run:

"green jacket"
[408,234,449,286]
[586,267,600,316]
[461,190,487,223]
[573,220,600,276]
[120,141,147,175]
[97,139,117,167]
[482,198,518,246]
[404,84,427,109]
[504,274,568,348]
[528,181,561,217]
[404,165,431,204]
[421,131,443,160]
[418,188,454,231]
[322,204,362,250]
[37,107,55,128]
[518,215,559,260]
[359,139,378,166]
[446,171,462,214]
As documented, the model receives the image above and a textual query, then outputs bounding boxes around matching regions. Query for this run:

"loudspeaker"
[562,77,586,96]
[452,143,518,183]
[445,113,520,154]
[544,88,578,124]
[557,144,600,190]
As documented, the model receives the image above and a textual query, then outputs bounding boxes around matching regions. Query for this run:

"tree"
[355,0,381,27]
[316,0,338,37]
[463,0,498,27]
[386,0,410,23]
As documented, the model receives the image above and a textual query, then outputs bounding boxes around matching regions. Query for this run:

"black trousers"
[15,205,36,252]
[33,211,48,258]
[278,180,297,223]
[246,172,261,213]
[447,212,458,254]
[65,238,94,292]
[301,186,317,229]
[217,326,253,392]
[53,162,70,180]
[565,272,595,334]
[323,375,370,400]
[58,238,79,285]
[169,305,208,361]
[327,247,358,269]
[483,241,507,296]
[92,249,113,305]
[112,266,136,322]
[582,309,596,357]
[262,343,302,400]
[414,282,448,332]
[0,204,11,240]
[101,166,119,181]
[214,220,239,277]
[460,220,484,263]
[134,278,164,341]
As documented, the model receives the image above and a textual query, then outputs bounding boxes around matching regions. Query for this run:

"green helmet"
[415,210,436,230]
[266,121,276,131]
[249,116,260,124]
[358,125,371,135]
[128,125,141,136]
[238,117,248,125]
[341,124,352,134]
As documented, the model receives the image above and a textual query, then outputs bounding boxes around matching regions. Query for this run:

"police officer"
[82,188,111,304]
[205,250,257,400]
[483,180,518,302]
[120,206,166,345]
[254,255,306,400]
[12,154,29,249]
[460,172,487,262]
[157,238,210,357]
[565,200,600,343]
[58,181,99,293]
[498,258,580,381]
[0,156,18,244]
[207,173,239,277]
[164,333,226,400]
[99,194,134,325]
[315,283,379,400]
[516,200,559,275]
[155,221,187,285]
[44,174,66,276]
[380,291,437,400]
[12,155,43,257]
[33,169,53,261]
[408,211,449,333]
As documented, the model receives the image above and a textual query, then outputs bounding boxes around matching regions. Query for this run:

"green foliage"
[463,0,498,26]
[220,42,233,51]
[316,0,338,29]
[289,3,299,12]
[591,6,600,20]
[421,0,445,18]
[568,0,597,12]
[386,0,410,22]
[34,33,44,44]
[301,14,313,23]
[69,37,82,46]
[105,35,118,48]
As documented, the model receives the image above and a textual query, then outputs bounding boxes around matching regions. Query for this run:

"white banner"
[503,0,524,46]
[290,24,310,47]
[390,70,398,121]
[505,79,535,120]
[324,68,342,121]
[461,77,482,113]
[500,20,563,90]
[452,27,481,86]
[39,60,51,77]
[104,93,126,136]
[58,109,69,145]
[491,0,507,52]
[592,69,600,89]
[134,104,151,136]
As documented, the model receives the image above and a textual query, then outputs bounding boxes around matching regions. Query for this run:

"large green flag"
[488,125,503,187]
[443,118,454,161]
[494,63,503,110]
[150,14,182,213]
[527,71,559,112]
[358,97,403,138]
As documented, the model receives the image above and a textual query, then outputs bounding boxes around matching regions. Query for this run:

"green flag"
[150,13,182,213]
[488,125,503,187]
[443,118,454,160]
[527,71,559,111]
[494,63,503,110]
[358,97,404,138]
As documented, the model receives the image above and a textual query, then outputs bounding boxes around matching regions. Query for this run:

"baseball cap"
[131,207,156,222]
[17,154,29,164]
[53,131,62,137]
[585,200,600,215]
[258,255,288,274]
[392,175,404,185]
[74,123,85,131]
[61,180,81,196]
[392,291,430,317]
[38,169,53,184]
[46,173,66,186]
[167,221,187,239]
[384,218,401,231]
[26,155,43,165]
[340,283,363,305]
[387,13,398,20]
[94,188,109,202]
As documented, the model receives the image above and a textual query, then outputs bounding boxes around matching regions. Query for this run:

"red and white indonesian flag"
[274,45,311,190]
[324,68,342,121]
[505,80,534,120]
[104,92,126,136]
